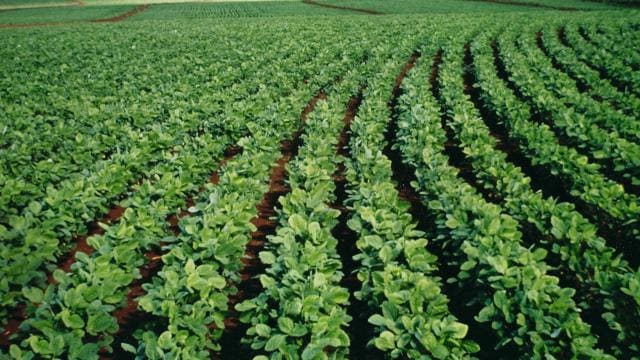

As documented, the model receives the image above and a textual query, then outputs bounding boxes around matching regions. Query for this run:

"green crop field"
[1,0,639,359]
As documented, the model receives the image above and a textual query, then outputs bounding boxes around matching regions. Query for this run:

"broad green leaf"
[264,334,286,351]
[22,287,44,303]
[255,324,271,337]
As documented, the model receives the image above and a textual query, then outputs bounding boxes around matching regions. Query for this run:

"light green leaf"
[259,251,276,265]
[289,214,307,234]
[255,324,271,337]
[22,287,44,303]
[264,334,286,351]
[374,331,395,351]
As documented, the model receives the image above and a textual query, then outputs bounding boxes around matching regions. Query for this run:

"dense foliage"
[0,3,639,360]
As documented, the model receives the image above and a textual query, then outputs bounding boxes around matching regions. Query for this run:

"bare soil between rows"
[217,89,327,359]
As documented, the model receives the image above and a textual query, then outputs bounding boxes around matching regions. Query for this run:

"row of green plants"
[497,28,640,187]
[514,23,640,144]
[561,23,640,97]
[0,26,284,215]
[0,32,326,333]
[2,13,640,358]
[236,76,358,360]
[468,31,639,357]
[124,46,366,359]
[4,33,361,359]
[8,133,231,360]
[538,23,640,121]
[345,35,477,358]
[579,23,640,71]
[488,27,640,252]
[395,36,612,358]
[0,24,324,217]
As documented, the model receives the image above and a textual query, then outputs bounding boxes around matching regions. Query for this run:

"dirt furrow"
[92,4,149,23]
[217,90,327,359]
[330,89,381,359]
[105,145,243,359]
[0,203,126,346]
[0,3,148,28]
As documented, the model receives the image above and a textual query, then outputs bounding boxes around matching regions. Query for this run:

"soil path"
[302,0,382,15]
[92,4,149,22]
[0,3,148,28]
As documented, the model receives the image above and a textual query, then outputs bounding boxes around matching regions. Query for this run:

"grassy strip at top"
[311,0,614,13]
[0,4,132,24]
[130,0,348,20]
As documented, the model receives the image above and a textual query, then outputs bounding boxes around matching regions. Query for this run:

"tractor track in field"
[92,4,149,23]
[302,0,382,15]
[217,89,327,359]
[0,3,148,28]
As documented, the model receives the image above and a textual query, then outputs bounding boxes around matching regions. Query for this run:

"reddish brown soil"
[55,205,126,276]
[392,51,420,99]
[332,90,384,359]
[217,91,327,358]
[0,307,25,346]
[302,0,382,15]
[0,3,148,29]
[0,206,125,344]
[108,145,243,343]
[92,4,149,23]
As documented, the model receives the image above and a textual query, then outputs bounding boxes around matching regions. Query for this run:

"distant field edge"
[302,0,381,14]
[0,1,79,11]
[468,0,639,9]
[464,0,585,11]
[0,0,294,10]
[0,3,147,27]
